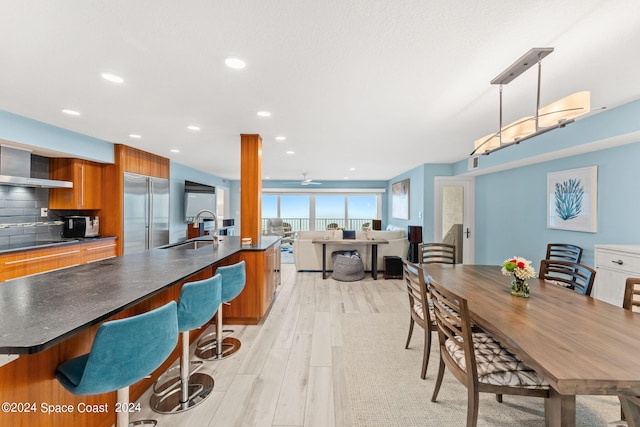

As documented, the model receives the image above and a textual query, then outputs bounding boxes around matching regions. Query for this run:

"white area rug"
[341,312,624,427]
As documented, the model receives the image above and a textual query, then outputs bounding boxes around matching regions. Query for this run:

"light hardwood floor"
[133,263,408,427]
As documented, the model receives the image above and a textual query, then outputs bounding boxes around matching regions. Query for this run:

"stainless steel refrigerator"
[123,172,170,254]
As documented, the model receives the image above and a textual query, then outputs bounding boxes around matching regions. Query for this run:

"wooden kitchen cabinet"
[81,237,117,263]
[264,241,281,309]
[219,241,281,324]
[49,158,104,209]
[0,239,118,282]
[0,245,82,282]
[259,241,281,318]
[593,244,640,307]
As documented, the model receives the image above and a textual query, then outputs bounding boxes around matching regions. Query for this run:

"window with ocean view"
[261,192,381,232]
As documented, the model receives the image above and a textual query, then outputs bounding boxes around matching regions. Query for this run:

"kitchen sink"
[160,240,214,250]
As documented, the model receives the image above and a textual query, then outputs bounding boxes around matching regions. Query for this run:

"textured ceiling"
[1,0,639,181]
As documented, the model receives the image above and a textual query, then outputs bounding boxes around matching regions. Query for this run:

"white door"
[434,177,475,264]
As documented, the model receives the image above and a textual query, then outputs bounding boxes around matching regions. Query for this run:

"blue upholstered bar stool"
[151,274,222,413]
[56,301,178,427]
[196,260,246,360]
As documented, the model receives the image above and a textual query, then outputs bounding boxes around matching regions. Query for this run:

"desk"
[312,238,388,279]
[422,264,640,427]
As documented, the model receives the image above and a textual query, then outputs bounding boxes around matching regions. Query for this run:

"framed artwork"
[392,179,410,220]
[547,166,597,232]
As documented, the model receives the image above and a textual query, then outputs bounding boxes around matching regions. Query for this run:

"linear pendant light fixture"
[471,48,590,156]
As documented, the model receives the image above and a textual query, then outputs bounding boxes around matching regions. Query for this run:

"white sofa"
[293,229,409,271]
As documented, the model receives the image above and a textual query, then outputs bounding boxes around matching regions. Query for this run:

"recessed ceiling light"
[257,111,271,117]
[187,125,201,131]
[62,109,81,116]
[349,167,356,171]
[101,72,124,84]
[225,57,246,69]
[170,149,180,153]
[286,151,295,155]
[344,176,350,180]
[264,176,271,180]
[275,136,286,141]
[129,134,142,139]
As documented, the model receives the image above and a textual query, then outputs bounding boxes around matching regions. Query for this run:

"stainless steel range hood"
[0,145,73,188]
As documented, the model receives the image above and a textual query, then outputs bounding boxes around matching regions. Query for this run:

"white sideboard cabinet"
[593,245,640,306]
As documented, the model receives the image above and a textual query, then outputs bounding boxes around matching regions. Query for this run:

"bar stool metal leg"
[150,275,221,414]
[116,388,132,427]
[117,387,157,426]
[195,261,246,361]
[195,303,241,360]
[150,331,214,413]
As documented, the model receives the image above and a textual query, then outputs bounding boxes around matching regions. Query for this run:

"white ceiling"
[1,0,639,182]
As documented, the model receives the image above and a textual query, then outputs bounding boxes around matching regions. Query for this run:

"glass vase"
[510,277,530,298]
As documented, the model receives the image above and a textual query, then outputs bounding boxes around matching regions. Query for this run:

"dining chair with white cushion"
[402,259,436,379]
[429,277,549,427]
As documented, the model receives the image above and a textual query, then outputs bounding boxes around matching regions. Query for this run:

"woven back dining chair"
[538,259,596,296]
[545,243,583,263]
[419,243,456,265]
[402,259,436,379]
[428,278,549,427]
[620,277,640,421]
[623,277,640,312]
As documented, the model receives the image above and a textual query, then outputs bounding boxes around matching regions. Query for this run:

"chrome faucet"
[193,209,219,247]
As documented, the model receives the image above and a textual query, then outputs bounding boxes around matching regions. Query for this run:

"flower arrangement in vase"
[501,257,536,298]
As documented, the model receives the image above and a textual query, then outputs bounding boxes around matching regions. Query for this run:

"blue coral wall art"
[554,178,584,220]
[547,166,597,232]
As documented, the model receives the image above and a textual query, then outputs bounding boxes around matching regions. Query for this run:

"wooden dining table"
[422,263,640,427]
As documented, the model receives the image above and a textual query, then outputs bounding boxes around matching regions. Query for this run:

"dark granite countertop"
[0,235,279,354]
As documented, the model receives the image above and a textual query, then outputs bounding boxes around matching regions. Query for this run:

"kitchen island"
[0,235,280,427]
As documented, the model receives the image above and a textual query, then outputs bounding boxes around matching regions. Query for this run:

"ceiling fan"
[290,173,322,186]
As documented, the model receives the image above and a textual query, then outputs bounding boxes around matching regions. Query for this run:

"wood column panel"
[240,134,262,243]
[101,147,125,255]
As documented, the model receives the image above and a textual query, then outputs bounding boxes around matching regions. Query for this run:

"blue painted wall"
[0,110,113,163]
[386,163,453,242]
[386,165,424,234]
[4,95,640,265]
[454,98,640,175]
[475,141,640,268]
[169,162,232,243]
[0,109,231,245]
[464,99,640,269]
[389,99,640,271]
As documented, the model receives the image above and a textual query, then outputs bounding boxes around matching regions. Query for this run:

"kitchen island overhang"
[0,235,281,427]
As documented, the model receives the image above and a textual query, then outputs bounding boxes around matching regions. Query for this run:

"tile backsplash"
[0,186,64,246]
[0,156,64,247]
